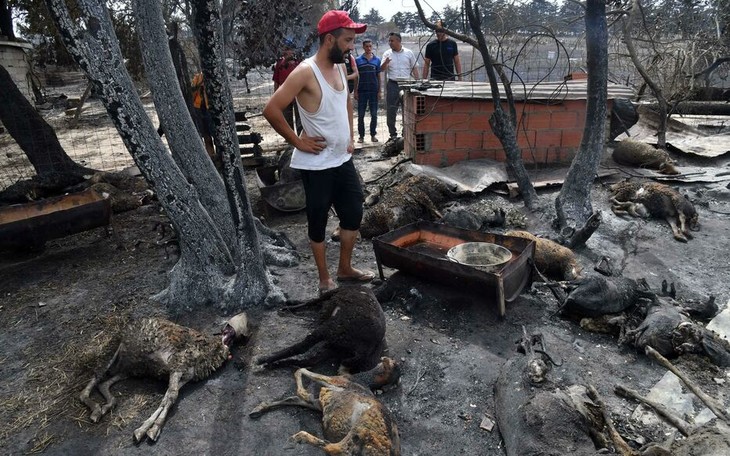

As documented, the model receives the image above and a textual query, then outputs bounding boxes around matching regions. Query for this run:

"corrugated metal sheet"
[406,79,635,102]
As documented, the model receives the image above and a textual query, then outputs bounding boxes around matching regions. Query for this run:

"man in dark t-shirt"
[422,23,462,81]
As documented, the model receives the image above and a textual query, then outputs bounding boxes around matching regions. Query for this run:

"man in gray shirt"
[380,32,419,140]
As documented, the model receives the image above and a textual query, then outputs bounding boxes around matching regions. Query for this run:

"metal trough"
[372,221,535,317]
[0,188,111,250]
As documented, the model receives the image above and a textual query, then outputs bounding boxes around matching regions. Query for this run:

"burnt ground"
[1,139,730,455]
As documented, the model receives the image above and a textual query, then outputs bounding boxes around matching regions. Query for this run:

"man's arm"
[263,66,324,154]
[422,58,431,79]
[454,54,462,81]
[347,84,354,153]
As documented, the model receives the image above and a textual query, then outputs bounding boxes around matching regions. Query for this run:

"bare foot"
[336,268,375,282]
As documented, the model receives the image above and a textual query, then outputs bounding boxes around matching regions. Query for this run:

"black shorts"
[299,159,363,243]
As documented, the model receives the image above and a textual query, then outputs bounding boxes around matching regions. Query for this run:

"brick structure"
[0,40,34,102]
[402,79,634,168]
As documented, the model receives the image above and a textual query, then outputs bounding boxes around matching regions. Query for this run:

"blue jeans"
[357,91,378,138]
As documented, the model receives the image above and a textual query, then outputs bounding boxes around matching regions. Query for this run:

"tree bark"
[45,0,285,313]
[0,0,14,39]
[555,0,608,230]
[622,0,668,147]
[0,64,91,178]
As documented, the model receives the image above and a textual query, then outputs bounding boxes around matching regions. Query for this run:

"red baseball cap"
[317,10,367,36]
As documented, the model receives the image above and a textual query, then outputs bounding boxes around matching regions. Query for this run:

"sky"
[357,0,452,22]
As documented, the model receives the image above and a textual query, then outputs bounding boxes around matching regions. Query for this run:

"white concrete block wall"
[0,42,34,102]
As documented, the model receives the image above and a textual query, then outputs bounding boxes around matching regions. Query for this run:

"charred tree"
[0,64,92,179]
[414,0,538,210]
[555,0,608,230]
[45,0,289,312]
[622,0,669,147]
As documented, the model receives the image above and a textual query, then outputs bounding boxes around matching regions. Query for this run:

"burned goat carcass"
[79,313,249,442]
[506,230,582,281]
[609,180,699,242]
[250,358,402,455]
[360,174,454,239]
[256,287,387,373]
[494,329,628,456]
[612,140,680,175]
[622,292,730,367]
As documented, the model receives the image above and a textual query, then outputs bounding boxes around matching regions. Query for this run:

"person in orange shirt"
[191,72,216,162]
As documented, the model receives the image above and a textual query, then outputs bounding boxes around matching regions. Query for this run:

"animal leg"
[248,396,321,419]
[79,345,121,422]
[677,212,693,239]
[294,368,329,403]
[291,431,333,450]
[134,371,188,442]
[257,333,324,366]
[665,217,688,242]
[93,373,127,421]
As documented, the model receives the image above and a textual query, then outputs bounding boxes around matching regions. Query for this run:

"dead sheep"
[612,140,680,175]
[494,331,615,456]
[250,357,402,455]
[609,180,699,242]
[79,313,249,442]
[256,286,387,373]
[505,230,581,280]
[360,174,454,239]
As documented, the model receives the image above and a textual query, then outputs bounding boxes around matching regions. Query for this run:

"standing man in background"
[380,32,418,140]
[272,42,302,134]
[423,21,461,81]
[355,39,381,143]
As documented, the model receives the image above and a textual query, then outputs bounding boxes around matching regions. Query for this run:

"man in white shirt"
[263,10,374,295]
[380,32,419,140]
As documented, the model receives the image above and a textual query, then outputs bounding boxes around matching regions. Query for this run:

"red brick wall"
[404,94,609,167]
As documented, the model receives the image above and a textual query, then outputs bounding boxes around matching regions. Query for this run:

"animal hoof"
[133,429,147,443]
[146,427,160,442]
[674,235,688,243]
[291,431,308,444]
[249,404,266,419]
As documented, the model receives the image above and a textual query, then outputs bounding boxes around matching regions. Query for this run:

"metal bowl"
[446,242,513,273]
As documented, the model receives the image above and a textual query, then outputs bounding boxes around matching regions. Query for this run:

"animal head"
[658,160,680,175]
[221,312,249,347]
[683,195,700,231]
[365,357,402,390]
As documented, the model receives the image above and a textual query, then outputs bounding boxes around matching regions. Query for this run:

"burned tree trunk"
[555,0,608,230]
[0,64,91,178]
[45,0,287,312]
[623,0,668,147]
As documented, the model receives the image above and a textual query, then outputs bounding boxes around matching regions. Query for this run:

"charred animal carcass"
[256,287,387,373]
[494,330,613,456]
[360,174,454,239]
[79,313,249,442]
[562,275,651,318]
[609,181,699,242]
[250,357,402,455]
[612,140,680,175]
[506,230,581,280]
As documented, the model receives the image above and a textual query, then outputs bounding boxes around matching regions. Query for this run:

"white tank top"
[291,57,351,170]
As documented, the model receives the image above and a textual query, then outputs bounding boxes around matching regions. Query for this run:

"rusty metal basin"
[255,165,306,212]
[372,221,535,317]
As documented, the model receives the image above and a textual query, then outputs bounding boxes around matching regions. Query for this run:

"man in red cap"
[263,10,374,295]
